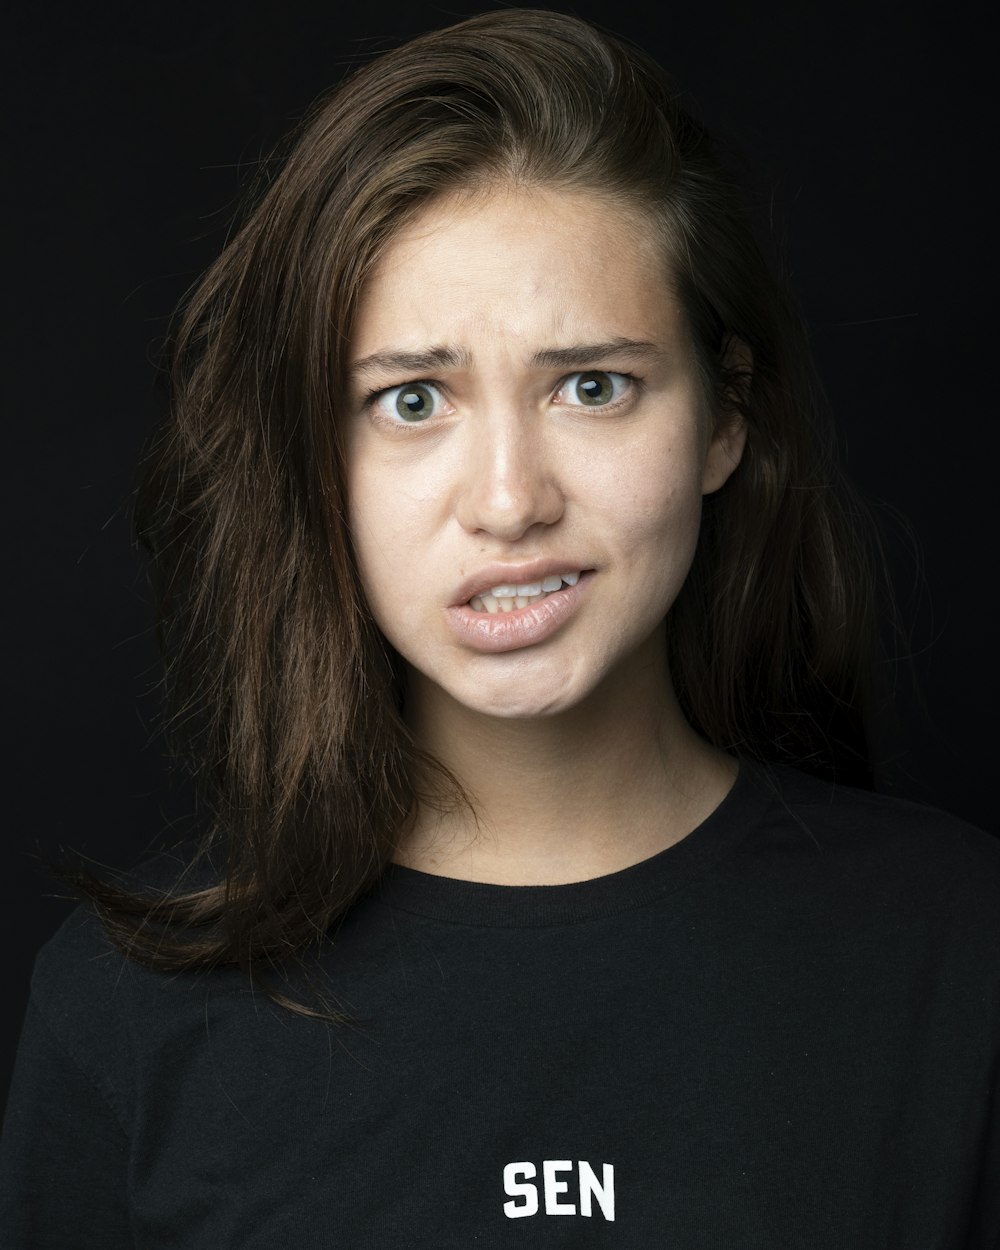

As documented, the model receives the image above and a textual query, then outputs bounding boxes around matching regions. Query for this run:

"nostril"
[455,466,564,541]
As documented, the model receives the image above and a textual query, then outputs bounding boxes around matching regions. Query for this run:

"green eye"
[573,372,616,406]
[393,383,437,421]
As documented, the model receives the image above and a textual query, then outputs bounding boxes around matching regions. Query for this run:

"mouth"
[467,571,581,614]
[446,568,592,653]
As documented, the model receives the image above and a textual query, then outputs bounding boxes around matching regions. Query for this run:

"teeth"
[469,572,584,613]
[488,572,580,598]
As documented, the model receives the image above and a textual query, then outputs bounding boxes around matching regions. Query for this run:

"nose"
[454,409,564,541]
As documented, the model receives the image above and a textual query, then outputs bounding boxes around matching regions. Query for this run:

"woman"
[2,9,997,1246]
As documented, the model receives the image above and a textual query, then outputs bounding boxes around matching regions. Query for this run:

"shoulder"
[757,762,998,864]
[31,901,139,1022]
[31,846,198,1009]
[756,761,996,850]
[24,904,137,1119]
[27,848,217,1102]
[742,761,1000,941]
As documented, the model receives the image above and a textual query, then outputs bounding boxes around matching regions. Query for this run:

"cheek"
[592,432,705,558]
[347,460,406,613]
[347,449,449,635]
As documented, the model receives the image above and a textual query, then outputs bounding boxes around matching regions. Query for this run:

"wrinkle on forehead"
[348,181,700,411]
[370,181,675,296]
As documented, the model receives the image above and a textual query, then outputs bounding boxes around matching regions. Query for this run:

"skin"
[345,184,747,884]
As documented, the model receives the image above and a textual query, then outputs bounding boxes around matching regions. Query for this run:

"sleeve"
[0,1000,134,1248]
[967,1050,1000,1250]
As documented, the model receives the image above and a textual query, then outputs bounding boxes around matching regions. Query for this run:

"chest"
[118,917,990,1247]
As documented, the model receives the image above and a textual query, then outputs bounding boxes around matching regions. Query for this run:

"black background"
[2,0,993,1113]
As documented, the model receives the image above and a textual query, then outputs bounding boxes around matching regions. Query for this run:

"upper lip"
[451,561,591,606]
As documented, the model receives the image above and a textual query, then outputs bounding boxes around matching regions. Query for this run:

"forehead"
[351,184,683,359]
[380,182,664,268]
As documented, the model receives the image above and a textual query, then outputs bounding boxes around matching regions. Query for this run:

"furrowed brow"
[349,346,472,379]
[531,339,665,369]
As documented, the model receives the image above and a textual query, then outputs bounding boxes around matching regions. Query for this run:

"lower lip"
[445,573,593,654]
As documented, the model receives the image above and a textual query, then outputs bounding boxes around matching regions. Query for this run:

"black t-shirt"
[2,761,999,1247]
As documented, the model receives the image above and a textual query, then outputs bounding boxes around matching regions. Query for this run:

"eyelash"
[363,371,643,423]
[554,371,642,410]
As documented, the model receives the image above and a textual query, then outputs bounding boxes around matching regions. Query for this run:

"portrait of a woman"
[2,8,997,1246]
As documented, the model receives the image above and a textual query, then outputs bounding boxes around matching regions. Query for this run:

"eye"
[557,371,633,408]
[373,381,446,423]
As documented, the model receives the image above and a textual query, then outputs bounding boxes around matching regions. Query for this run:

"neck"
[395,654,737,885]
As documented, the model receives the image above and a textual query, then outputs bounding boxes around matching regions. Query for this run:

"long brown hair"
[76,8,883,1013]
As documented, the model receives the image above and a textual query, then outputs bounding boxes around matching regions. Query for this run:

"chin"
[470,692,575,720]
[448,665,592,721]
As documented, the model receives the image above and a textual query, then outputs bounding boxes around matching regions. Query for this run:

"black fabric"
[2,761,999,1247]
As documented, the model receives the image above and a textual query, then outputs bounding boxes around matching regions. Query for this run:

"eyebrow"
[350,346,472,379]
[531,339,665,369]
[349,338,666,379]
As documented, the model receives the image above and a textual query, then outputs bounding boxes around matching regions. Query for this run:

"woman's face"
[345,185,744,723]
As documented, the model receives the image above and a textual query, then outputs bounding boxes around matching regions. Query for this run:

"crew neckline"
[371,757,776,928]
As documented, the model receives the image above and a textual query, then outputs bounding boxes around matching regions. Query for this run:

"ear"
[702,336,751,496]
